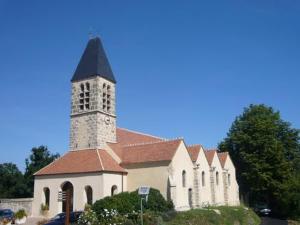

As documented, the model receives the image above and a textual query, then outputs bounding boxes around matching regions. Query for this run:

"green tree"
[24,146,60,196]
[219,104,300,218]
[0,163,27,198]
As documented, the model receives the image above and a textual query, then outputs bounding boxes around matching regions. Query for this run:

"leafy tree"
[24,146,60,196]
[219,104,300,218]
[0,163,27,198]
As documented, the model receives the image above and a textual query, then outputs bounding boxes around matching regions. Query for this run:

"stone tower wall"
[70,77,116,150]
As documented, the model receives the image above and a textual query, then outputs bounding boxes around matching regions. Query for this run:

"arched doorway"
[61,181,74,213]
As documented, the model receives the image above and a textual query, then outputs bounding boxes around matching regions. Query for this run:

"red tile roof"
[217,152,228,168]
[34,149,126,176]
[187,145,202,162]
[121,139,182,165]
[116,128,165,146]
[204,149,217,166]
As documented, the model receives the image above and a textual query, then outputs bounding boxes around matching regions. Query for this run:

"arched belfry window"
[216,171,219,185]
[202,171,205,187]
[79,82,90,111]
[102,83,112,113]
[182,170,186,187]
[43,187,50,208]
[111,185,118,196]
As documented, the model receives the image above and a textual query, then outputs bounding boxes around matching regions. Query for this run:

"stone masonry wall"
[70,77,116,150]
[0,198,33,216]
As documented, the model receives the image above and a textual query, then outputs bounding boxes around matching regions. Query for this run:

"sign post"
[138,186,150,225]
[58,191,70,225]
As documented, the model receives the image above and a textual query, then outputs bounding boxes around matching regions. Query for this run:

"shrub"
[77,209,98,225]
[15,209,27,219]
[41,203,49,211]
[92,188,173,219]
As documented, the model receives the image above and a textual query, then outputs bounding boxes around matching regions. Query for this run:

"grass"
[165,206,261,225]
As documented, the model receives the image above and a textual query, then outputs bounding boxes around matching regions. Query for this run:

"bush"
[78,209,98,225]
[92,188,173,218]
[15,209,27,219]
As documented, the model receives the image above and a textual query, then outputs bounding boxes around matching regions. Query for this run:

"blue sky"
[0,0,299,171]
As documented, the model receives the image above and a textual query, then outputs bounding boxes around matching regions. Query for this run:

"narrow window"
[182,170,186,187]
[85,186,93,205]
[86,82,90,91]
[80,84,84,92]
[202,171,205,187]
[216,172,219,185]
[228,174,231,186]
[111,185,118,196]
[43,187,50,208]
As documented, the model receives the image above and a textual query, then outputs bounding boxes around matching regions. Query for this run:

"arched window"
[111,185,118,196]
[216,172,219,185]
[228,174,231,186]
[43,187,50,208]
[85,186,93,205]
[85,82,90,91]
[188,188,193,208]
[182,170,186,187]
[201,171,205,187]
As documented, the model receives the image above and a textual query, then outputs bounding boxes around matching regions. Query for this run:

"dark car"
[0,209,15,223]
[45,211,83,225]
[254,204,272,216]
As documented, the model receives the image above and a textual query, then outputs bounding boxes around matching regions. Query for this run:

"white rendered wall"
[194,148,211,207]
[168,141,194,211]
[223,157,240,206]
[32,172,124,217]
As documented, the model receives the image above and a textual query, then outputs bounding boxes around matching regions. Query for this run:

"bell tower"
[69,37,116,150]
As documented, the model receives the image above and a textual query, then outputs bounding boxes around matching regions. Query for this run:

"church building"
[32,37,239,217]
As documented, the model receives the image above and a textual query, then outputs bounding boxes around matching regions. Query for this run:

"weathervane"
[88,27,99,39]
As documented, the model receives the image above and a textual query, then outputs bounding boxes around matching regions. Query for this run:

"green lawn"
[165,206,260,225]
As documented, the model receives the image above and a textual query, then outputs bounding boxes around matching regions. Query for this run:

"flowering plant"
[0,218,11,225]
[78,209,98,225]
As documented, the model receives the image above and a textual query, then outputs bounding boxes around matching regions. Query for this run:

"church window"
[107,106,111,112]
[188,188,193,208]
[216,172,219,185]
[103,83,106,89]
[202,171,205,187]
[228,174,231,186]
[43,187,50,208]
[107,85,111,92]
[78,82,90,111]
[182,170,186,187]
[86,82,90,91]
[111,185,118,196]
[85,186,93,205]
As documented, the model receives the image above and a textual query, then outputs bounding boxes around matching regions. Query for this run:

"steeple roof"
[71,37,116,83]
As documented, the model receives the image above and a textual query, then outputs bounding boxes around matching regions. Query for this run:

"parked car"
[0,209,15,223]
[45,211,83,225]
[254,204,272,216]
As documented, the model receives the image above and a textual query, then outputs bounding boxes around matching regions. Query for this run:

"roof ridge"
[123,137,183,148]
[117,127,167,140]
[187,144,202,148]
[96,149,104,170]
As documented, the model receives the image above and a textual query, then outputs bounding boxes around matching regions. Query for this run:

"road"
[260,217,288,225]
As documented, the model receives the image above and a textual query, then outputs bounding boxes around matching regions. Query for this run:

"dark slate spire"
[71,37,116,83]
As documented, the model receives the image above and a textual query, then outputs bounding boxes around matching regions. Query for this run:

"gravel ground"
[24,217,45,225]
[261,217,288,225]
